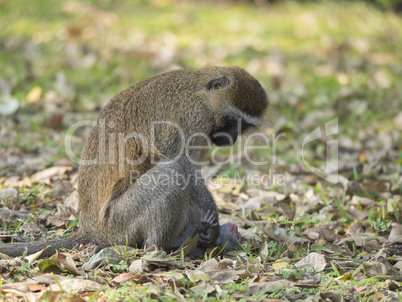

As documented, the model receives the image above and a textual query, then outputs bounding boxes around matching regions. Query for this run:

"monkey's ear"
[207,77,230,91]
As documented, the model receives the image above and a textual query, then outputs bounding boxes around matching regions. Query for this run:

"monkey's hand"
[198,210,219,246]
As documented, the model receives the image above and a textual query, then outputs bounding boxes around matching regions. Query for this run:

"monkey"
[0,66,268,257]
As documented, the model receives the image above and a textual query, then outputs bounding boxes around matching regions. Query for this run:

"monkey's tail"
[0,233,89,257]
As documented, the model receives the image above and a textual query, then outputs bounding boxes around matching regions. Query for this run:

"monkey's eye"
[207,77,230,91]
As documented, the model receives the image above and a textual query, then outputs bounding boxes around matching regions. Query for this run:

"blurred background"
[1,2,402,298]
[0,0,401,190]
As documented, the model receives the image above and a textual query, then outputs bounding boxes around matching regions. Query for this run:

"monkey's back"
[77,69,216,239]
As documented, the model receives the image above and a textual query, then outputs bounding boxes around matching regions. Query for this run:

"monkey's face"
[202,66,268,147]
[211,118,251,147]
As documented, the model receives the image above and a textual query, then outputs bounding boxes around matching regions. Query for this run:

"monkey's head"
[216,223,243,251]
[199,66,269,147]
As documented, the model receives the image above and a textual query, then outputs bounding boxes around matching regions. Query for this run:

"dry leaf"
[346,222,368,235]
[49,278,103,293]
[24,247,48,263]
[129,259,144,274]
[26,86,42,103]
[320,291,341,302]
[51,179,73,198]
[111,273,153,284]
[389,224,402,243]
[363,259,402,281]
[30,166,73,184]
[294,252,326,272]
[25,273,68,285]
[0,283,30,295]
[190,283,215,295]
[304,225,338,242]
[185,270,211,282]
[27,284,47,292]
[178,234,199,256]
[249,280,295,292]
[82,247,120,270]
[0,95,19,116]
[0,188,18,201]
[218,259,235,270]
[143,250,182,268]
[43,112,64,129]
[272,259,290,271]
[197,258,238,283]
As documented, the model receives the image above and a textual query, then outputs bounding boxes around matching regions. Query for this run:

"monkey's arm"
[181,160,220,246]
[168,210,214,250]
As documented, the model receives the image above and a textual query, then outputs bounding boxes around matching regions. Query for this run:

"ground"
[0,0,401,301]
